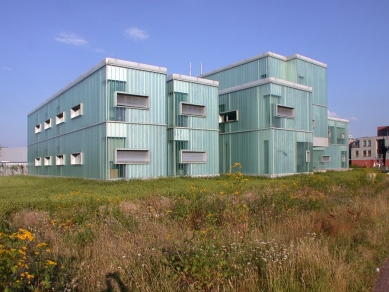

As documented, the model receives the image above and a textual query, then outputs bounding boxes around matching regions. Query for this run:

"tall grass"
[0,168,388,291]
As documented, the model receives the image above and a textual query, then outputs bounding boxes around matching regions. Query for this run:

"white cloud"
[125,28,149,41]
[55,33,87,46]
[327,110,339,118]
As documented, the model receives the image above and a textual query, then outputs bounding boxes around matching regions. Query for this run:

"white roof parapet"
[200,52,327,78]
[28,58,167,115]
[219,77,312,95]
[328,117,349,123]
[167,73,219,87]
[106,58,167,74]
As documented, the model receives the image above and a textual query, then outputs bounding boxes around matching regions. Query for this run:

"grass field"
[1,167,388,291]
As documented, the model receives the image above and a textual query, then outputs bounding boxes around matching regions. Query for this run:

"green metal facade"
[28,59,168,179]
[202,52,348,176]
[28,52,348,179]
[166,75,219,176]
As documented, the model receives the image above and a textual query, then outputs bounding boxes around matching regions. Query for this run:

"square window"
[70,152,82,165]
[56,112,65,124]
[219,110,239,123]
[44,156,52,166]
[180,102,206,117]
[322,155,331,163]
[180,150,207,164]
[70,104,83,119]
[115,149,150,164]
[35,124,41,134]
[115,92,149,109]
[276,105,295,118]
[44,118,52,130]
[35,157,41,166]
[56,154,65,166]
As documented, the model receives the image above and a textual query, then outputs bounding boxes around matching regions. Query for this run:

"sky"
[1,0,389,147]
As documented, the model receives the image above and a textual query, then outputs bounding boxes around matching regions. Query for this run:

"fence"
[0,163,28,176]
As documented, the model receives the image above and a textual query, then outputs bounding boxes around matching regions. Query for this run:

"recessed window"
[367,140,371,147]
[362,140,366,147]
[180,103,206,117]
[355,151,359,157]
[306,151,311,163]
[219,111,239,123]
[35,124,41,134]
[70,104,83,119]
[363,150,366,157]
[56,112,65,124]
[322,155,331,163]
[328,130,332,138]
[70,152,82,165]
[35,157,41,166]
[261,74,267,79]
[56,154,65,166]
[312,120,316,129]
[115,92,149,109]
[180,150,207,164]
[342,132,345,139]
[276,105,295,118]
[115,149,150,164]
[44,156,52,166]
[342,155,346,162]
[44,119,52,130]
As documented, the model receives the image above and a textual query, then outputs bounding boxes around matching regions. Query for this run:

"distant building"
[0,147,27,163]
[350,136,389,167]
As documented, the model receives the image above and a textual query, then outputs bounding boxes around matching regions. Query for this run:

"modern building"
[201,52,349,176]
[28,59,219,179]
[350,126,389,167]
[28,52,349,179]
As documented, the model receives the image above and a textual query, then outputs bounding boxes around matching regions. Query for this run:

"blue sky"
[1,0,388,147]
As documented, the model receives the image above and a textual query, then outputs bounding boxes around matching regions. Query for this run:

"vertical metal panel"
[166,77,219,176]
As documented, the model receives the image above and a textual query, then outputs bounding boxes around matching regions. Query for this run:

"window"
[115,92,149,109]
[70,152,82,165]
[342,155,346,162]
[322,155,331,163]
[35,124,41,134]
[355,151,359,157]
[180,103,206,117]
[342,132,345,139]
[362,140,366,147]
[306,151,311,163]
[367,140,371,147]
[44,156,52,166]
[70,104,83,119]
[363,151,366,157]
[56,154,65,166]
[312,120,316,129]
[44,118,52,130]
[368,150,371,157]
[35,157,41,166]
[276,105,295,118]
[261,74,267,79]
[56,112,65,124]
[328,130,332,138]
[115,149,150,164]
[180,150,207,164]
[219,110,239,123]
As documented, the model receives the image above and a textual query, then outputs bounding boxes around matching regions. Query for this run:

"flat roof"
[200,52,327,78]
[29,58,167,115]
[328,117,349,123]
[167,74,219,87]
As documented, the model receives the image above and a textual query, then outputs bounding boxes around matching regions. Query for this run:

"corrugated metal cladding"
[203,52,346,176]
[166,77,219,176]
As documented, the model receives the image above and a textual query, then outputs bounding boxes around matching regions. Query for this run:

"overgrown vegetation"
[0,167,388,291]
